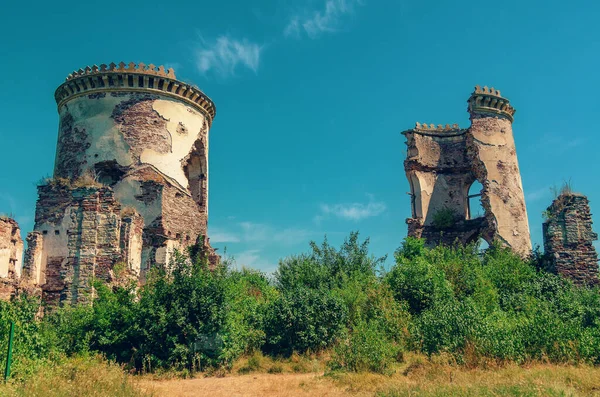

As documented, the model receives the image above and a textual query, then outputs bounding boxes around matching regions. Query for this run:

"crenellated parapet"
[467,85,515,122]
[54,62,216,124]
[402,122,464,136]
[401,85,532,256]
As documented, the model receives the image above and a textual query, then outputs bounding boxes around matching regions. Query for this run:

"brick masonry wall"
[543,193,599,286]
[0,217,24,300]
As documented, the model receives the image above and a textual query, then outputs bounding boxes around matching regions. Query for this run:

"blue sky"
[1,0,599,272]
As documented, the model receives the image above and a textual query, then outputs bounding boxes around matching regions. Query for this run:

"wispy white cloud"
[284,0,362,39]
[318,194,386,221]
[0,193,33,231]
[535,133,586,153]
[240,222,312,245]
[163,62,182,72]
[195,35,262,77]
[231,249,278,273]
[208,227,241,243]
[526,187,550,203]
[210,222,314,246]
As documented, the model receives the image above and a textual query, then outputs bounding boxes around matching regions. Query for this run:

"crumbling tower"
[402,86,532,255]
[466,86,531,253]
[23,62,217,304]
[543,192,599,286]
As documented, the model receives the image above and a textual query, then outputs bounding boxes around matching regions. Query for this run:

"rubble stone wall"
[0,217,23,300]
[543,193,599,285]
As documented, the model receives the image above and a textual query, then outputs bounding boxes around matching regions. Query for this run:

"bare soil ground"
[136,373,356,397]
[136,361,600,397]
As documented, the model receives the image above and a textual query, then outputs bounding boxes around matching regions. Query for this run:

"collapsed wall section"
[0,217,23,300]
[543,193,599,286]
[403,124,488,247]
[22,182,145,305]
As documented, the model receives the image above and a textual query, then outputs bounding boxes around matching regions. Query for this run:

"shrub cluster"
[1,233,600,379]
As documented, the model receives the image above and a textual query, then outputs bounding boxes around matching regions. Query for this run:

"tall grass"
[0,355,149,397]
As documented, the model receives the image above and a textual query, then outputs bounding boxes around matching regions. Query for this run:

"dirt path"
[136,373,363,397]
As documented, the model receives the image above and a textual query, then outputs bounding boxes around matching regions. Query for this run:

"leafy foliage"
[2,233,600,380]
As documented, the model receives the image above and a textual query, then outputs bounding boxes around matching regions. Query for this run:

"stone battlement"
[402,122,463,137]
[467,85,515,122]
[54,62,216,124]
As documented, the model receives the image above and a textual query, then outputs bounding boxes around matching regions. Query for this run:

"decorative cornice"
[467,85,515,122]
[54,62,216,124]
[402,122,465,137]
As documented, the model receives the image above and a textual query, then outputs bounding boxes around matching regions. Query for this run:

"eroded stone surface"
[402,87,531,255]
[0,217,23,300]
[543,193,599,286]
[22,62,218,306]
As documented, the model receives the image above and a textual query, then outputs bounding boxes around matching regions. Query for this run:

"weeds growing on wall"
[1,233,600,383]
[431,207,459,229]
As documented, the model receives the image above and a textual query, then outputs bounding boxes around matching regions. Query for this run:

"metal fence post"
[4,321,15,382]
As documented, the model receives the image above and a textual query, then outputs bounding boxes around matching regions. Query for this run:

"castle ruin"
[0,217,24,300]
[402,86,532,255]
[18,62,218,305]
[1,80,598,302]
[543,192,599,285]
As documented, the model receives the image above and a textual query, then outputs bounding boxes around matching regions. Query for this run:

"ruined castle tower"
[543,192,599,285]
[402,86,532,255]
[23,62,217,304]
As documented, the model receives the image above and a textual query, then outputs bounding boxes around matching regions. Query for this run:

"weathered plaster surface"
[402,87,532,254]
[0,217,23,300]
[54,94,208,190]
[467,116,530,252]
[23,62,218,305]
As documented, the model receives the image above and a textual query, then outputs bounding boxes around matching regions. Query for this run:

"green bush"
[263,287,348,355]
[3,232,600,380]
[387,238,600,364]
[330,320,401,373]
[222,268,277,362]
[431,207,458,229]
[386,255,453,315]
[275,231,386,292]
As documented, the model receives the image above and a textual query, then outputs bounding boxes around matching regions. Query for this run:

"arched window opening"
[467,181,484,220]
[409,174,423,219]
[477,238,490,251]
[476,237,490,258]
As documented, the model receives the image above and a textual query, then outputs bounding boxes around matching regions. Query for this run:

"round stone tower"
[53,62,216,265]
[23,63,218,304]
[54,62,215,210]
[467,86,531,254]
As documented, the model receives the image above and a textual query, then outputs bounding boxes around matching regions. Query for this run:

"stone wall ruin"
[402,86,532,255]
[543,192,599,286]
[0,217,24,300]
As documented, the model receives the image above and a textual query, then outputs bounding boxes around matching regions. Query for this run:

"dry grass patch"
[136,373,354,397]
[332,353,600,397]
[136,353,600,396]
[232,351,327,375]
[0,355,149,397]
